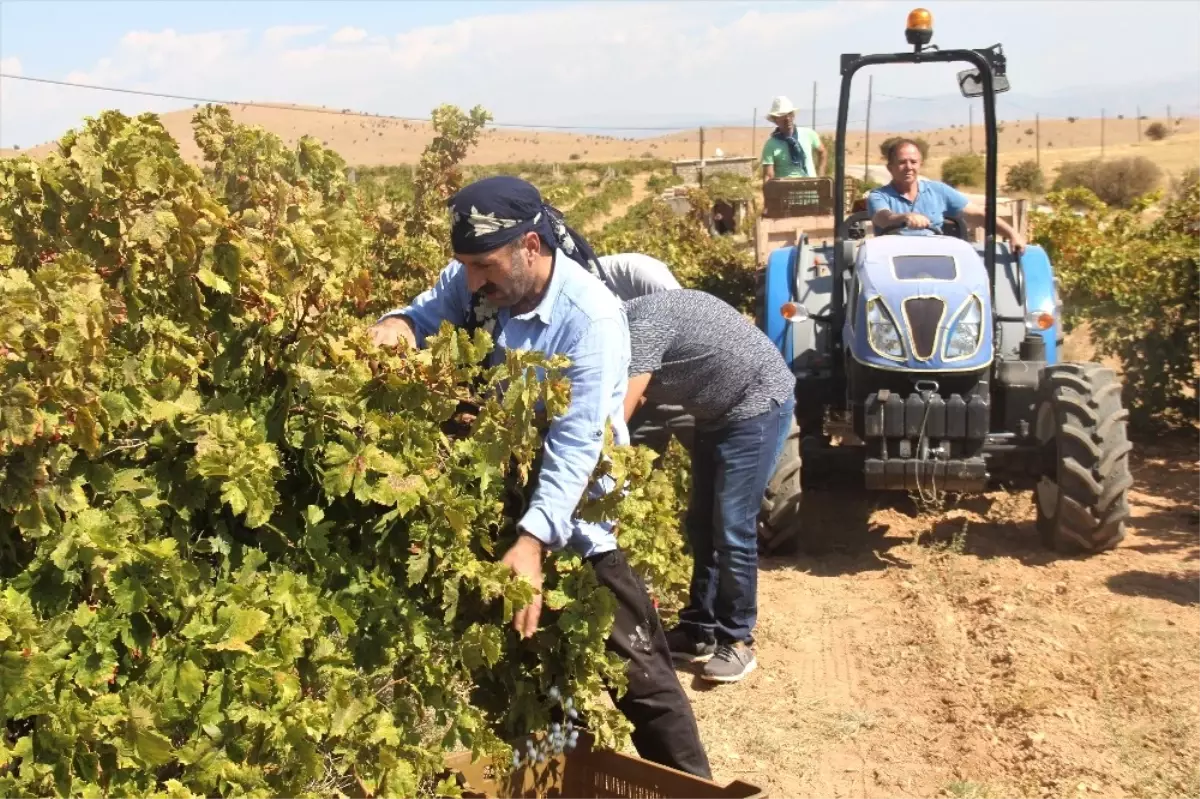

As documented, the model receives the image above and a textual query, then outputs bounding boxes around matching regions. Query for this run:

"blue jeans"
[678,396,794,646]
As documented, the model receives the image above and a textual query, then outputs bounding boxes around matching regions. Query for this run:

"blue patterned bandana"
[447,175,602,278]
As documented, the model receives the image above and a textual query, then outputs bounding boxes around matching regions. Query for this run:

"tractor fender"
[1019,244,1060,365]
[763,244,799,367]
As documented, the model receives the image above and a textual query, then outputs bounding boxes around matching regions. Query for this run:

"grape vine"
[0,105,692,798]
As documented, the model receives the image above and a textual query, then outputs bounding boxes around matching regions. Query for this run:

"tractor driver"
[868,139,1026,254]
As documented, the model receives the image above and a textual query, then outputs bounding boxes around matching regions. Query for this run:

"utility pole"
[969,105,974,153]
[1035,113,1041,167]
[751,108,757,161]
[1100,108,1105,158]
[864,75,873,181]
[812,81,818,130]
[1137,105,1141,144]
[698,127,705,186]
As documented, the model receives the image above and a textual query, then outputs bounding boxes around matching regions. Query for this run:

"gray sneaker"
[701,643,757,683]
[665,627,717,663]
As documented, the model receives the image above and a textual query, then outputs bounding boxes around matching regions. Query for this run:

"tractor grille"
[903,297,945,360]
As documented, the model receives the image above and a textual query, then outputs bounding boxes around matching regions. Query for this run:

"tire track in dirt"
[681,563,891,798]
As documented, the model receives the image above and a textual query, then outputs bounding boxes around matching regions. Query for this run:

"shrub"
[594,190,756,313]
[1025,128,1035,136]
[820,134,836,177]
[1053,156,1162,208]
[879,135,930,162]
[1169,166,1199,203]
[1032,182,1199,425]
[647,172,684,195]
[0,104,695,797]
[1067,116,1078,123]
[568,153,581,161]
[941,153,985,187]
[1004,159,1045,193]
[1145,122,1169,141]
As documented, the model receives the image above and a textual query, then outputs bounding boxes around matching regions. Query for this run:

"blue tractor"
[755,8,1133,556]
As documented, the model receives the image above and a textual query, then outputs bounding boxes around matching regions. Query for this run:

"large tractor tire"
[758,419,803,554]
[1034,363,1134,554]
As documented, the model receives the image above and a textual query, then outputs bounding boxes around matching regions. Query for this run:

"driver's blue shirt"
[868,178,969,235]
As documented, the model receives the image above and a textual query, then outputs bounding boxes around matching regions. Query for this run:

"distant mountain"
[554,73,1200,139]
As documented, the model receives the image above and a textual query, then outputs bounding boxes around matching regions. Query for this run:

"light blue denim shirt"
[381,251,630,558]
[867,177,970,235]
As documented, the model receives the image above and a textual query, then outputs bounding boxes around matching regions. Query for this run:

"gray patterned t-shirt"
[624,289,796,429]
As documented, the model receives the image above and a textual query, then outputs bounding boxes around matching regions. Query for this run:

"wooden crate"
[442,733,765,799]
[762,177,835,219]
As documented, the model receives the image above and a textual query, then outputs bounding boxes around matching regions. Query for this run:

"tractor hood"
[847,235,994,373]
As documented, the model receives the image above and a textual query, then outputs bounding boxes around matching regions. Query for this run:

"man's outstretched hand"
[369,316,417,350]
[502,532,546,639]
[904,212,932,230]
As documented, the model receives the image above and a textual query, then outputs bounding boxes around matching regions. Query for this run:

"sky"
[2,0,1199,148]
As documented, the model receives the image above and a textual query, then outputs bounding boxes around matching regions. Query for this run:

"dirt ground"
[678,430,1199,799]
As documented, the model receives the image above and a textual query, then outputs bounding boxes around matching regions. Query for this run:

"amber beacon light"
[905,8,933,48]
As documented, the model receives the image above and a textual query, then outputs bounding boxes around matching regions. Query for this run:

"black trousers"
[502,441,710,779]
[587,548,713,780]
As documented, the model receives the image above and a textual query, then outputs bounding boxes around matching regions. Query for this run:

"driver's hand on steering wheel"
[1010,233,1027,256]
[904,212,932,230]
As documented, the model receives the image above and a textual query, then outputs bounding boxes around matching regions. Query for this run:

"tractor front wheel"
[758,419,803,554]
[1034,363,1134,554]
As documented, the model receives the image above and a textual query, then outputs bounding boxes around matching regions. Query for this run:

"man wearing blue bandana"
[760,95,826,182]
[369,176,712,778]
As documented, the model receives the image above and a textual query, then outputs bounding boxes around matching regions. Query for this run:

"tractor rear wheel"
[758,419,803,554]
[1034,363,1134,554]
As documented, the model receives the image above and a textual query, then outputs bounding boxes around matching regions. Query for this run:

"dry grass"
[3,109,1197,186]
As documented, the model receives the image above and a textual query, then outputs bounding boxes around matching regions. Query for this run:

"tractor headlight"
[867,299,905,359]
[945,296,983,359]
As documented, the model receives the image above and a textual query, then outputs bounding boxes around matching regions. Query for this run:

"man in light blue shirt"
[868,139,1026,253]
[369,176,711,778]
[381,253,629,559]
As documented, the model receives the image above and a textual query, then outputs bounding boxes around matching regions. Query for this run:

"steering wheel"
[845,209,870,240]
[873,212,969,241]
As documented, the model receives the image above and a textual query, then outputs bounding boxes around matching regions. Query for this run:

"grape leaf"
[209,607,270,653]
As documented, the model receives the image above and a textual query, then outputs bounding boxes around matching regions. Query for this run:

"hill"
[2,104,1197,182]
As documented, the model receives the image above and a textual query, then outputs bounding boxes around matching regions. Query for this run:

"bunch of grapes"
[510,685,581,770]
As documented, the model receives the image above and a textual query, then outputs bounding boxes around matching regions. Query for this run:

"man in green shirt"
[760,95,826,180]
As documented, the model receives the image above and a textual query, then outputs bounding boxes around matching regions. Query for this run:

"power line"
[0,72,694,133]
[2,71,876,137]
[875,92,940,102]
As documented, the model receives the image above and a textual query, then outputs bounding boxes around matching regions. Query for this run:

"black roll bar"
[831,46,1001,379]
